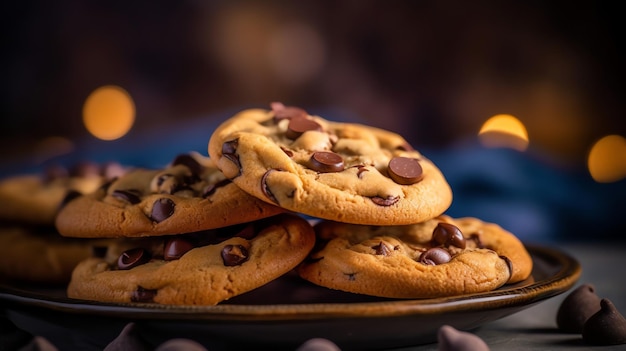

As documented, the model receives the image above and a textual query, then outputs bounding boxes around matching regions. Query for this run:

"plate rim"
[0,244,581,321]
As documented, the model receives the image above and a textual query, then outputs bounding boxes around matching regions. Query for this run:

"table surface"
[3,241,626,351]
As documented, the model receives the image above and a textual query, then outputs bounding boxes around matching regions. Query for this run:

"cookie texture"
[0,161,125,226]
[67,213,315,305]
[0,226,109,284]
[207,103,452,225]
[55,153,286,238]
[297,215,533,298]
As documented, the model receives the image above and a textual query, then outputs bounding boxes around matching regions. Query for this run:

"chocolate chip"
[557,284,602,333]
[387,157,423,185]
[118,248,152,270]
[286,117,322,139]
[92,246,108,258]
[309,152,344,173]
[354,165,369,179]
[372,241,394,256]
[271,102,308,121]
[261,169,280,204]
[164,237,195,261]
[222,139,241,177]
[150,198,175,223]
[59,189,82,208]
[221,244,249,266]
[171,154,202,176]
[419,247,451,265]
[131,286,157,303]
[432,223,466,249]
[370,195,399,206]
[112,189,142,204]
[202,179,231,198]
[280,146,294,157]
[437,325,489,351]
[582,299,626,345]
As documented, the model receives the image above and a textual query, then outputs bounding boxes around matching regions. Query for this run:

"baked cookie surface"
[297,215,533,299]
[0,226,109,285]
[0,161,125,226]
[67,213,315,305]
[55,153,286,238]
[207,103,453,225]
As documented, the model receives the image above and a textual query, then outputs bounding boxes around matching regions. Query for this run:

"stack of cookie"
[0,161,124,285]
[53,102,532,305]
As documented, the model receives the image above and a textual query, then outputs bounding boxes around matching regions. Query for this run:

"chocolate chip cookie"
[207,103,453,225]
[67,213,315,305]
[0,226,110,284]
[55,152,286,238]
[0,161,125,226]
[297,215,533,298]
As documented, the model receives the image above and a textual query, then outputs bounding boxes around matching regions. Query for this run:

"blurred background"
[1,0,625,243]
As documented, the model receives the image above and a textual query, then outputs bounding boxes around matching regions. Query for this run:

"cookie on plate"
[55,152,286,238]
[297,215,533,299]
[0,226,110,284]
[207,102,453,225]
[0,161,126,226]
[67,213,315,305]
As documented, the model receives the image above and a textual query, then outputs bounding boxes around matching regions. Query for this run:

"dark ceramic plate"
[0,245,580,351]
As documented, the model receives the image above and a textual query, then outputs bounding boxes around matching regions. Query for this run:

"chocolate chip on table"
[118,248,152,270]
[112,189,142,204]
[370,195,400,206]
[419,247,451,265]
[582,298,626,345]
[309,151,344,173]
[150,198,175,223]
[221,244,249,266]
[131,286,157,303]
[437,325,490,351]
[557,283,602,333]
[387,157,423,185]
[222,139,241,176]
[432,223,466,249]
[164,237,195,261]
[285,117,322,139]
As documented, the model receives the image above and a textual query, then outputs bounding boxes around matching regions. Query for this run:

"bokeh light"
[587,134,626,183]
[478,114,529,151]
[82,85,135,141]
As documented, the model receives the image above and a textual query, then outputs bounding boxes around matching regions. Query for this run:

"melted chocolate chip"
[171,154,202,176]
[280,146,294,157]
[370,195,400,206]
[131,286,157,303]
[150,198,175,223]
[59,189,82,208]
[419,248,451,265]
[112,189,142,204]
[355,165,369,179]
[271,102,308,121]
[118,248,151,270]
[499,255,513,280]
[309,152,344,173]
[202,179,231,198]
[582,299,626,345]
[387,157,424,185]
[222,139,241,177]
[557,284,602,333]
[372,241,393,256]
[286,117,322,139]
[432,223,466,249]
[164,237,195,261]
[221,244,249,266]
[261,169,280,204]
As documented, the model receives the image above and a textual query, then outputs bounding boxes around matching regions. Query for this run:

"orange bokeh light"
[478,114,529,151]
[82,85,135,141]
[587,134,626,183]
